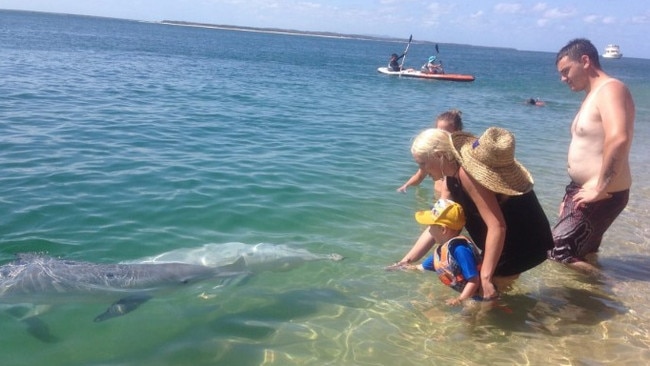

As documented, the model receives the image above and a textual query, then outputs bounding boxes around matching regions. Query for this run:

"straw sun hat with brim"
[450,127,533,195]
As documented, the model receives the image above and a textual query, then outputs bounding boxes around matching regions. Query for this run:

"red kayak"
[377,67,475,82]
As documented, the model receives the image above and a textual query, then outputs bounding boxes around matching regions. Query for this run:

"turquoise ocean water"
[2,10,650,365]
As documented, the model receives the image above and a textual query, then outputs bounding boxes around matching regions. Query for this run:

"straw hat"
[450,127,533,195]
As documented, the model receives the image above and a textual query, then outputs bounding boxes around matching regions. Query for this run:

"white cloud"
[532,3,547,12]
[536,6,575,27]
[421,2,453,27]
[426,2,444,12]
[543,7,575,19]
[426,2,453,16]
[297,2,322,9]
[494,3,524,14]
[601,16,616,24]
[583,15,599,24]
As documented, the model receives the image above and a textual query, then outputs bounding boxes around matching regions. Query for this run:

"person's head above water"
[435,109,463,132]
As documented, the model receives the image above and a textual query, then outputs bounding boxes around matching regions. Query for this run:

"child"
[413,198,483,306]
[396,109,463,195]
[421,55,444,74]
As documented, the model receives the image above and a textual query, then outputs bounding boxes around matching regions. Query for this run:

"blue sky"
[3,0,649,58]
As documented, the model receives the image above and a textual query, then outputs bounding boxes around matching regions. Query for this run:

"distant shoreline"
[0,10,499,49]
[159,20,512,51]
[159,20,436,45]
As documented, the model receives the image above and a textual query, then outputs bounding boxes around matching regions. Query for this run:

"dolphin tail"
[94,293,153,322]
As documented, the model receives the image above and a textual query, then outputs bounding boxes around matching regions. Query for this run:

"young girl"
[397,109,464,196]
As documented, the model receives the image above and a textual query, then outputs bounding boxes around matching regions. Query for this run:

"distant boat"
[602,44,622,59]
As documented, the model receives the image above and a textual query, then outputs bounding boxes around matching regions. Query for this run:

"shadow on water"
[208,287,371,336]
[598,255,650,281]
[5,306,59,343]
[202,287,373,365]
[469,285,627,342]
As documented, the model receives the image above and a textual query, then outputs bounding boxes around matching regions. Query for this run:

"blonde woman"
[392,127,553,300]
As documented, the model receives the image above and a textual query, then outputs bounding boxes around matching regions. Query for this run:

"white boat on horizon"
[602,44,622,59]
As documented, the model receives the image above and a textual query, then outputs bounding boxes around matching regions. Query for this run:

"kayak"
[377,67,475,82]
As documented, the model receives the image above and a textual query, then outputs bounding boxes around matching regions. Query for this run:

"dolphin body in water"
[0,252,246,323]
[0,243,342,329]
[132,242,344,272]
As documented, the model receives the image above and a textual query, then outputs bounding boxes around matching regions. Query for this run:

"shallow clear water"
[1,10,650,365]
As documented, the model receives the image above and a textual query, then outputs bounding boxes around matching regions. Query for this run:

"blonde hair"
[411,128,456,161]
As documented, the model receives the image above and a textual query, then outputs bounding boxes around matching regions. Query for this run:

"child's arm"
[397,169,427,192]
[446,243,481,306]
[392,227,436,267]
[385,262,426,271]
[446,276,479,306]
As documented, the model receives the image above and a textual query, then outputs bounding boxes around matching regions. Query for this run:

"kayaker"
[389,52,407,71]
[421,55,444,74]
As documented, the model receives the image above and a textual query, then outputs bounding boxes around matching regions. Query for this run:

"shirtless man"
[548,38,635,274]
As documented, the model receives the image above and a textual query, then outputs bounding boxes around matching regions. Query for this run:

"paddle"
[434,44,443,73]
[399,34,413,71]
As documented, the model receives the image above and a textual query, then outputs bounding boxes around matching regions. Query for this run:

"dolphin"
[0,244,342,320]
[132,243,344,273]
[0,243,343,341]
[0,253,247,323]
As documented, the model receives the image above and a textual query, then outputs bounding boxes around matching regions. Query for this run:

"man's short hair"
[556,38,601,69]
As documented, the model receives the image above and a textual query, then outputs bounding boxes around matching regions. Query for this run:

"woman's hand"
[480,280,499,300]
